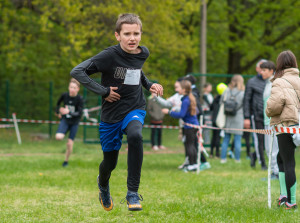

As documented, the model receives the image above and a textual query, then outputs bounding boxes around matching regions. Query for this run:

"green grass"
[0,125,300,222]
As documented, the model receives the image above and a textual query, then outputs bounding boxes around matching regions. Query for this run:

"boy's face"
[68,82,79,97]
[115,23,142,54]
[261,68,274,80]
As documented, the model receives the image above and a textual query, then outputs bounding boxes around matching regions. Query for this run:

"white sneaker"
[220,159,227,164]
[200,162,211,170]
[186,164,198,171]
[152,146,159,151]
[158,145,166,150]
[178,157,189,169]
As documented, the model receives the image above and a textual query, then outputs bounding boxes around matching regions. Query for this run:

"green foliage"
[2,0,300,118]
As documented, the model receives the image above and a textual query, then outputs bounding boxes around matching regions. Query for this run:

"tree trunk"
[227,48,242,74]
[185,57,194,74]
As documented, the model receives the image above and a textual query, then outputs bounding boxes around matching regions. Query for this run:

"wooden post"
[12,113,22,145]
[199,0,207,93]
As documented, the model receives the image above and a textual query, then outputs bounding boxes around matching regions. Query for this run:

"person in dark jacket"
[243,59,267,170]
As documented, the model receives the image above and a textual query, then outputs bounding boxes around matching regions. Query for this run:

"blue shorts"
[99,109,146,152]
[56,118,79,140]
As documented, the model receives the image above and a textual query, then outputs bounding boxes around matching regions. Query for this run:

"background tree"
[2,0,300,119]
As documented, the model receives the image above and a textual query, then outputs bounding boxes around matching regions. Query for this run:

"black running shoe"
[285,202,298,210]
[121,191,143,211]
[97,176,113,211]
[277,196,287,207]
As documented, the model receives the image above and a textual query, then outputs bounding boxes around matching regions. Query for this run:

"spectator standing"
[220,75,245,163]
[184,75,210,170]
[202,83,214,145]
[184,75,203,120]
[162,80,200,171]
[147,92,166,150]
[261,61,279,179]
[210,83,227,158]
[266,50,300,210]
[155,78,186,167]
[244,59,268,170]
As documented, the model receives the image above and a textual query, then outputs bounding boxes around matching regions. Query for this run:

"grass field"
[0,124,299,222]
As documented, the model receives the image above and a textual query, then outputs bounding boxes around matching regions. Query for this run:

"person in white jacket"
[261,60,279,180]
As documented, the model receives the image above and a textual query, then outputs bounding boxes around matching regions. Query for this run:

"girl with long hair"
[266,50,300,210]
[162,80,200,171]
[220,75,245,163]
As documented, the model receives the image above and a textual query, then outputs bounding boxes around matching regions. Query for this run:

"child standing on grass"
[266,50,300,210]
[55,78,84,167]
[70,13,163,211]
[260,60,279,180]
[147,92,166,151]
[162,80,199,172]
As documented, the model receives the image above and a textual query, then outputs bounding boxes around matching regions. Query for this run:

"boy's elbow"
[70,67,77,78]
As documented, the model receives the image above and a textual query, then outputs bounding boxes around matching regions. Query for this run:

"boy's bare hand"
[105,87,120,102]
[59,107,69,115]
[55,113,62,119]
[150,84,163,97]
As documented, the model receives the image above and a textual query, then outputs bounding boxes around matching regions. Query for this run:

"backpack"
[223,90,241,116]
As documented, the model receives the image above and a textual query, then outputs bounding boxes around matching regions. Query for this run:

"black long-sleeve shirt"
[70,44,153,123]
[56,93,84,124]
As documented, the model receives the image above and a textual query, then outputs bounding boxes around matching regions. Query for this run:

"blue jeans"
[221,133,242,160]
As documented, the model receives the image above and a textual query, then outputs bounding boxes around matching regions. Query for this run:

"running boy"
[55,78,84,167]
[70,13,163,211]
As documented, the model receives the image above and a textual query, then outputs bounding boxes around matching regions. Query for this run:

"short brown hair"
[260,61,276,71]
[115,13,142,34]
[70,78,80,88]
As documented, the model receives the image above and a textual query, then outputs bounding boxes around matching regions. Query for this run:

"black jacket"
[210,95,221,126]
[243,75,266,122]
[191,86,203,117]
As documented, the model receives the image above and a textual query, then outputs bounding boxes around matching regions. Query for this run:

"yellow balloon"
[216,83,227,95]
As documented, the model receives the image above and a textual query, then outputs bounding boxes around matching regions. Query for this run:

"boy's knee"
[127,131,143,144]
[55,133,65,140]
[67,139,74,147]
[101,160,117,172]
